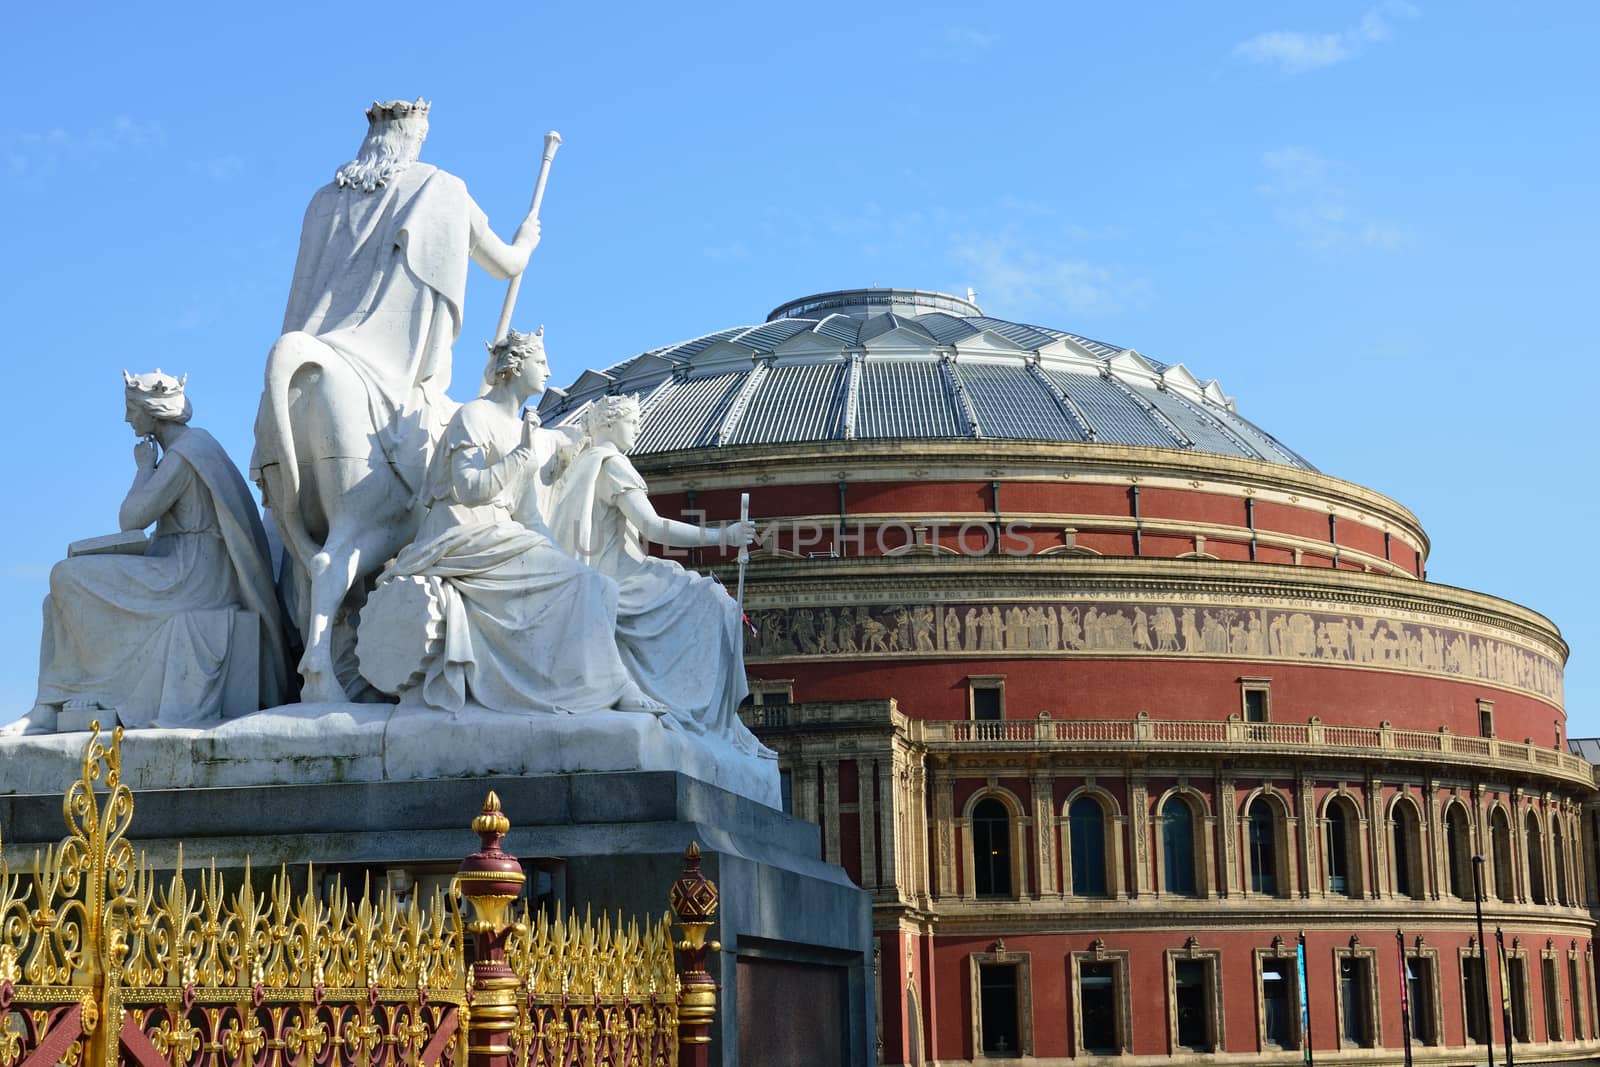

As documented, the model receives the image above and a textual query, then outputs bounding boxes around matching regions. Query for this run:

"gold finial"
[472,791,510,837]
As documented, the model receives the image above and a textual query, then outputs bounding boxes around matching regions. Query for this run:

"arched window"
[1392,802,1423,899]
[1247,798,1281,896]
[1526,811,1547,906]
[1326,798,1360,896]
[1444,805,1472,899]
[972,797,1013,899]
[1162,796,1199,897]
[1069,796,1109,898]
[1553,822,1570,906]
[1491,808,1515,901]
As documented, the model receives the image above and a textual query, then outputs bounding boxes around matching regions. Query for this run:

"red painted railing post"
[670,843,721,1067]
[457,792,526,1067]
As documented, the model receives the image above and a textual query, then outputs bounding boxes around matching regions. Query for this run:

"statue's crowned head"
[335,98,431,193]
[483,327,547,388]
[123,369,192,425]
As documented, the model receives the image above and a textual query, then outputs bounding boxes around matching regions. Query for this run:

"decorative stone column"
[1369,776,1387,899]
[1298,772,1320,898]
[1216,774,1237,898]
[932,758,956,898]
[1128,773,1150,896]
[822,761,842,866]
[456,792,526,1067]
[859,758,879,889]
[1031,769,1057,897]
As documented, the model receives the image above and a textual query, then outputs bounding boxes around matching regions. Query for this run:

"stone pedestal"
[0,766,874,1067]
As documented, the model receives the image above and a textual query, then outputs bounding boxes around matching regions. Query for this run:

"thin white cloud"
[944,25,998,50]
[1233,1,1419,74]
[2,116,165,175]
[1257,147,1410,251]
[950,233,1147,318]
[194,154,246,183]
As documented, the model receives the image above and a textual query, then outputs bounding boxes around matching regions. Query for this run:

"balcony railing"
[924,714,1594,785]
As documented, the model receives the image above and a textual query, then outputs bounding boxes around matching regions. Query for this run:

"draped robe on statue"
[35,429,287,726]
[380,403,639,714]
[252,162,486,488]
[548,444,770,755]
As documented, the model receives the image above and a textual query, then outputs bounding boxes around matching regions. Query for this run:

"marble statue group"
[13,99,772,765]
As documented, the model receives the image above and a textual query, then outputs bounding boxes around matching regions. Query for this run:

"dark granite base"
[0,771,874,1066]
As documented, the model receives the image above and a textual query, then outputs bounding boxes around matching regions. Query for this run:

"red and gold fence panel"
[0,727,718,1067]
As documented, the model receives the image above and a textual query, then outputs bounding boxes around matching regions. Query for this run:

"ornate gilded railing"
[0,725,721,1067]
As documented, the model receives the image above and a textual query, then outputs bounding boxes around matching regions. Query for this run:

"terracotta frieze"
[743,594,1564,705]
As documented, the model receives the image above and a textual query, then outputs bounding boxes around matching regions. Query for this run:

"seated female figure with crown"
[19,372,286,732]
[356,329,665,716]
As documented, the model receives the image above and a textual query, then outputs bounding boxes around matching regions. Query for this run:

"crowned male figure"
[253,99,542,702]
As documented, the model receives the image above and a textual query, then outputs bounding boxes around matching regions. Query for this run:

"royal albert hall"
[544,288,1597,1066]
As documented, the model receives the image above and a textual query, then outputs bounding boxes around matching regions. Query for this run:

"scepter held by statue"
[495,130,562,345]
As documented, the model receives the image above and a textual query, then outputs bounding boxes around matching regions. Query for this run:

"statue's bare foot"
[614,682,667,716]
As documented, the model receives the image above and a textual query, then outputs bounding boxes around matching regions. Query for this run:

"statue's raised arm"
[548,395,773,757]
[252,99,544,704]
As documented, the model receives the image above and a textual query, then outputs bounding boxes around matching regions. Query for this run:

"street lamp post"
[1396,929,1414,1067]
[1495,927,1516,1067]
[1473,855,1495,1067]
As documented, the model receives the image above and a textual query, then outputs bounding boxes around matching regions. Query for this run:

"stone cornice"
[726,556,1566,659]
[634,438,1430,558]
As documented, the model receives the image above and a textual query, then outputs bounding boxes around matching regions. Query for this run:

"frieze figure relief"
[742,595,1563,703]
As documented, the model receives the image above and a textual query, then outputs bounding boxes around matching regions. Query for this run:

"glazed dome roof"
[542,288,1313,470]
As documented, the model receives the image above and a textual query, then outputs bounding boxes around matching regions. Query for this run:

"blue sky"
[2,2,1595,731]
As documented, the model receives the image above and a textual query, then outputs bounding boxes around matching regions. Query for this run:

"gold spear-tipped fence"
[0,724,715,1067]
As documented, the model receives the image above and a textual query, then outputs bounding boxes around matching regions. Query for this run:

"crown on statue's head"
[123,368,187,398]
[365,98,431,124]
[486,326,545,358]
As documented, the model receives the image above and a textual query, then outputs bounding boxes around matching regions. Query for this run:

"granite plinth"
[0,767,871,1067]
[0,701,780,808]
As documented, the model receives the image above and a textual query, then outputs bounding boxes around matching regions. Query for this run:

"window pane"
[1340,957,1370,1046]
[973,687,1002,721]
[973,798,1012,898]
[1069,798,1108,897]
[1446,808,1469,898]
[1394,809,1415,898]
[1262,966,1293,1047]
[1249,801,1278,896]
[980,964,1021,1055]
[1328,804,1350,896]
[1465,957,1490,1044]
[1510,958,1530,1041]
[1407,960,1434,1043]
[1493,813,1515,900]
[1079,961,1118,1053]
[1163,799,1198,897]
[1174,960,1211,1050]
[1527,814,1547,905]
[1544,958,1562,1040]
